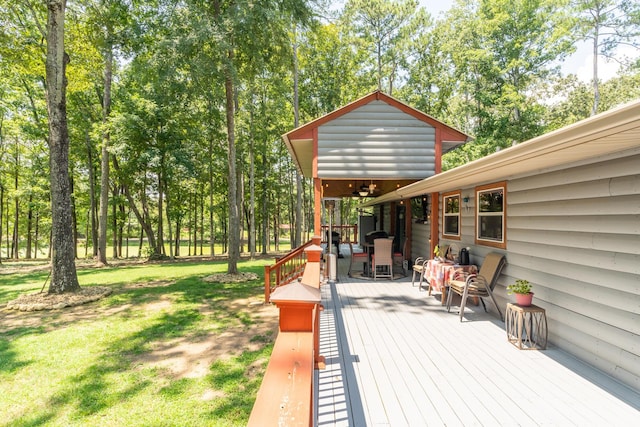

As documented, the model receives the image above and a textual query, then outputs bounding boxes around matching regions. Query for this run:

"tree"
[342,0,419,94]
[571,0,640,115]
[441,0,574,165]
[46,0,80,293]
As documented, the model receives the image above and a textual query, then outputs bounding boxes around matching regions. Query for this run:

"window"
[442,191,461,239]
[476,182,506,249]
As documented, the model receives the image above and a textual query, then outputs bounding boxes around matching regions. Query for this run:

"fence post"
[264,265,271,303]
[300,237,325,369]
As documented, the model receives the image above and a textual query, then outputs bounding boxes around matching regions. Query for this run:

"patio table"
[424,259,478,304]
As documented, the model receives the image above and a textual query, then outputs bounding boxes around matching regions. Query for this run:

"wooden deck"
[315,255,640,426]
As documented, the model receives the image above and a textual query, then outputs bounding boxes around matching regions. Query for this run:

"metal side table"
[506,303,548,350]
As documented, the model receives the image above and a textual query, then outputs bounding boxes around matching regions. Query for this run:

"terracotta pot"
[515,292,534,306]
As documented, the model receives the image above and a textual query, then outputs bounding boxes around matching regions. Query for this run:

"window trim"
[475,182,507,249]
[442,190,461,240]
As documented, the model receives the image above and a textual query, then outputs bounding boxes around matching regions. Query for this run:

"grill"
[364,230,389,244]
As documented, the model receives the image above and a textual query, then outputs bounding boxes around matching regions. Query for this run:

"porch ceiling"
[321,179,419,199]
[363,99,640,206]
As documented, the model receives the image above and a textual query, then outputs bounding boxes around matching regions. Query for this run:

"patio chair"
[393,237,409,276]
[348,242,369,277]
[372,238,393,280]
[446,252,506,322]
[411,244,449,291]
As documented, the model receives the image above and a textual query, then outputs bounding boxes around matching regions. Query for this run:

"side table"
[505,303,548,350]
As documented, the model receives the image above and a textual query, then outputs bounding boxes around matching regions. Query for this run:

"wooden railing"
[320,224,358,245]
[264,238,317,302]
[249,241,324,427]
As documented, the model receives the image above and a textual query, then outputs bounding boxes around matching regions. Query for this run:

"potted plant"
[506,279,534,306]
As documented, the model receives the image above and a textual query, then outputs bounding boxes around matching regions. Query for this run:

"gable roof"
[363,98,640,206]
[282,90,470,177]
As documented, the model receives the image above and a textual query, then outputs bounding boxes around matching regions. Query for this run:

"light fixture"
[369,180,376,193]
[359,189,369,197]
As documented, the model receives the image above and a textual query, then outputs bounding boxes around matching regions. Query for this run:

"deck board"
[315,255,640,426]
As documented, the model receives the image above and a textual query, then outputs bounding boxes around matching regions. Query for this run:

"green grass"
[0,259,275,426]
[1,238,293,260]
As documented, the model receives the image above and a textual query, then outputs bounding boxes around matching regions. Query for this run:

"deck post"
[300,237,325,369]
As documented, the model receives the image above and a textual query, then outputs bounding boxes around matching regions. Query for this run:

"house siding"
[411,222,431,261]
[439,151,640,391]
[317,101,436,179]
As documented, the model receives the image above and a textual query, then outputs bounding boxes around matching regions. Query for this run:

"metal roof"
[362,99,640,206]
[282,91,471,178]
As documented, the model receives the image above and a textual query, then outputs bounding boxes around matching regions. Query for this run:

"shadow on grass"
[205,345,273,423]
[3,260,272,425]
[0,328,44,374]
[0,271,50,305]
[16,308,204,423]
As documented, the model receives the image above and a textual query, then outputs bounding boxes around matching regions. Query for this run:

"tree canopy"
[1,0,638,266]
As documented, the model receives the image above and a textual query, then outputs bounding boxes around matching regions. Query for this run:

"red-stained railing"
[249,241,324,427]
[264,237,320,303]
[320,224,358,245]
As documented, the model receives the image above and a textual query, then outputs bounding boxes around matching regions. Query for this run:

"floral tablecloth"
[424,260,478,303]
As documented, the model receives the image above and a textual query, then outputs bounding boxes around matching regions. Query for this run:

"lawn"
[0,258,278,426]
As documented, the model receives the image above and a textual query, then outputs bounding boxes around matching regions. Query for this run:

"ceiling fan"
[350,180,378,197]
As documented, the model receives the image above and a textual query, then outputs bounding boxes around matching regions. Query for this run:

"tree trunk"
[591,30,600,116]
[126,209,131,258]
[86,132,98,256]
[225,64,239,274]
[293,35,303,249]
[34,211,40,258]
[112,184,118,258]
[26,194,33,259]
[261,150,268,255]
[97,44,113,265]
[113,157,158,255]
[199,187,204,255]
[208,136,215,256]
[157,163,165,256]
[249,137,256,258]
[117,193,125,256]
[46,0,80,293]
[70,174,78,258]
[174,217,180,257]
[12,146,19,259]
[165,177,173,258]
[0,184,3,264]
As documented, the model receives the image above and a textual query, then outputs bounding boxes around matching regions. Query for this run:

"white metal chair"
[372,238,394,280]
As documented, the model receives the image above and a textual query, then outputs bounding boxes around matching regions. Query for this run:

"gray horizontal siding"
[428,151,640,391]
[411,222,430,260]
[505,152,640,390]
[318,100,436,179]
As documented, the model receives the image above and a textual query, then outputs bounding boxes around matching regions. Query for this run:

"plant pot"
[515,292,534,306]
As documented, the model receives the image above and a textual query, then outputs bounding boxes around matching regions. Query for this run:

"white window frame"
[442,191,461,240]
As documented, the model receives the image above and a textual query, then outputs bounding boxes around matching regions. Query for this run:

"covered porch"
[316,256,640,426]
